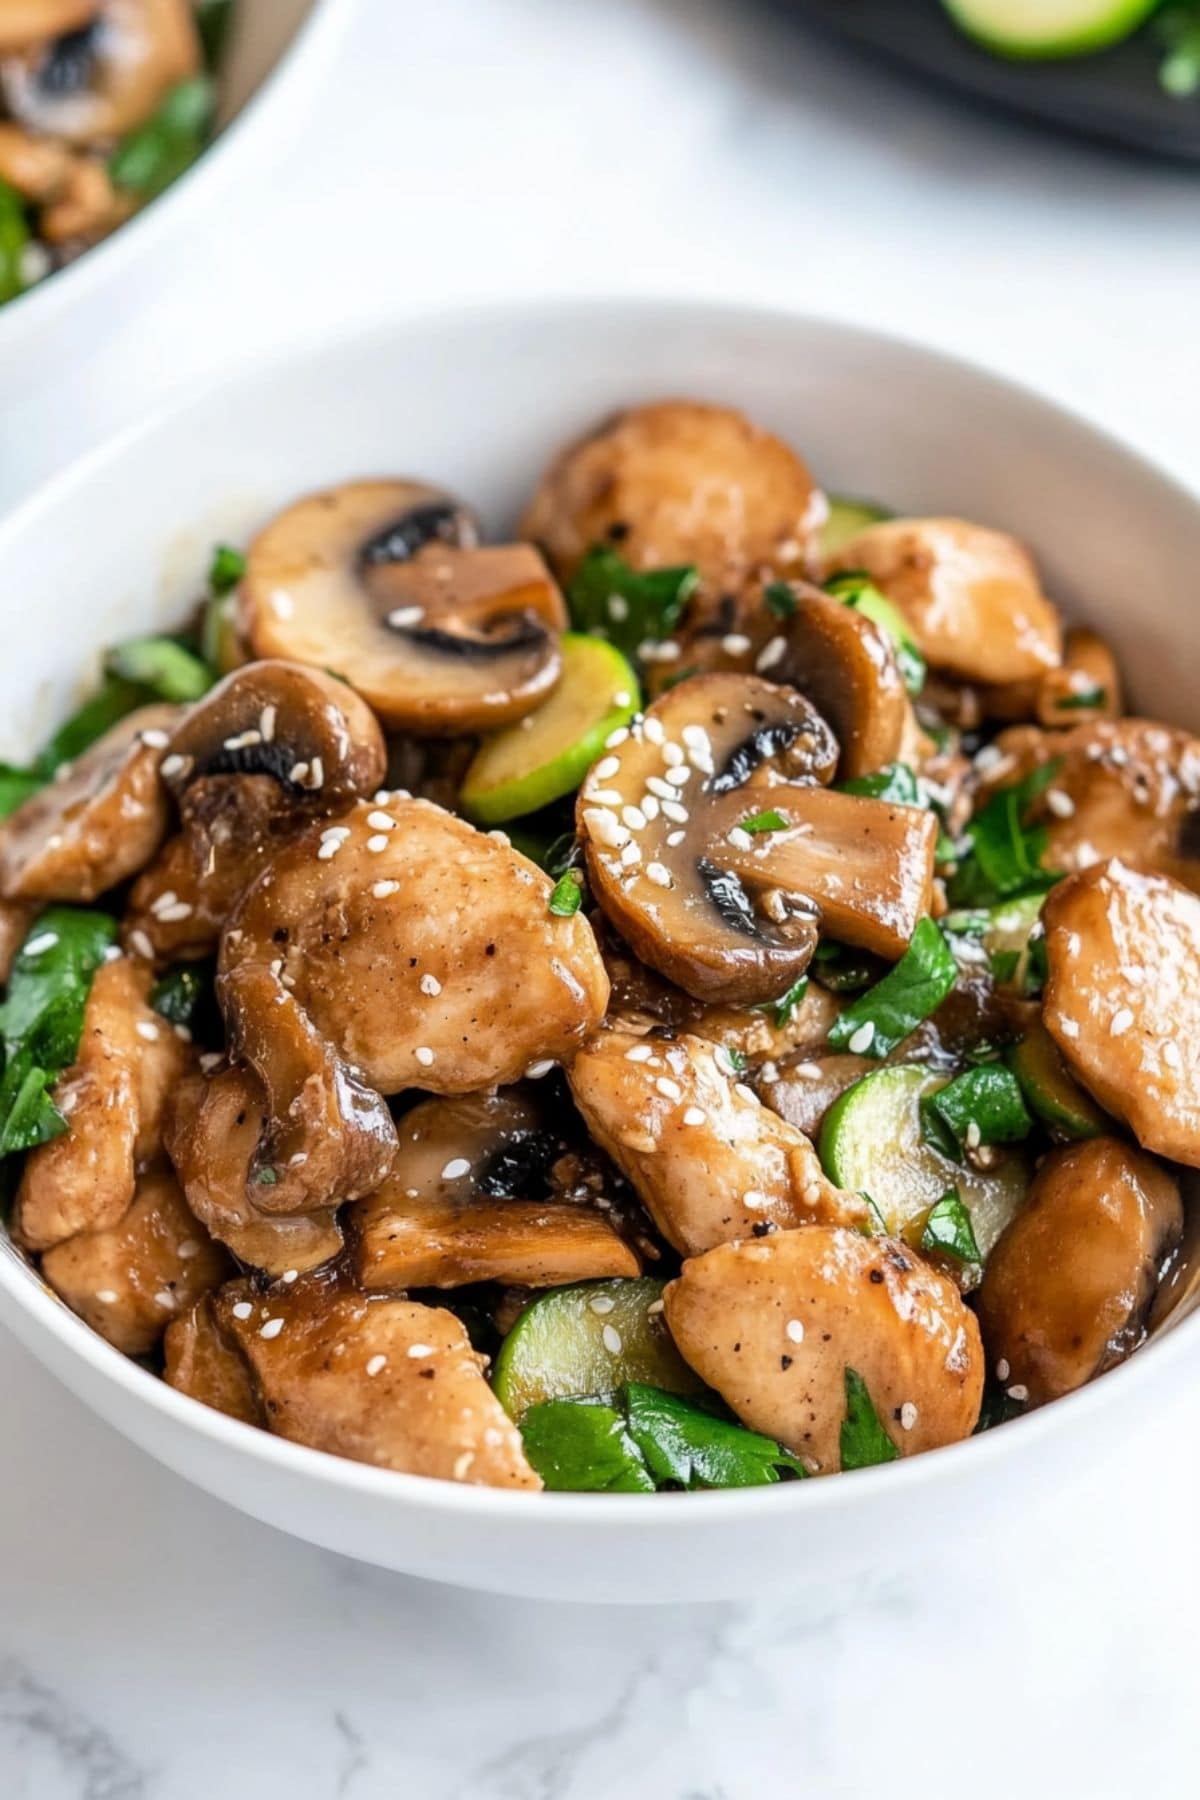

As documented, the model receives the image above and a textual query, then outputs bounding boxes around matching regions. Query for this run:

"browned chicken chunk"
[164,1295,262,1426]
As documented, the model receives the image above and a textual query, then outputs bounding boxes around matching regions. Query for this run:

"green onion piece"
[520,1399,656,1493]
[771,975,809,1028]
[34,677,146,777]
[566,547,698,662]
[0,178,30,307]
[921,1065,1033,1158]
[825,573,926,699]
[764,581,797,619]
[623,1384,807,1489]
[921,1189,982,1264]
[208,543,246,596]
[840,1368,899,1470]
[548,870,584,917]
[741,808,788,835]
[839,762,923,807]
[104,637,215,704]
[826,917,957,1059]
[109,77,215,200]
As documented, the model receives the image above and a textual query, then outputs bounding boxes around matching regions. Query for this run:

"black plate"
[773,0,1200,160]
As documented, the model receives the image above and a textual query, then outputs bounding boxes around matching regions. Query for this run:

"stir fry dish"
[2,396,1197,1496]
[0,0,232,305]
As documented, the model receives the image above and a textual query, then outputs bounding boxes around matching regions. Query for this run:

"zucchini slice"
[820,495,891,560]
[819,1064,1028,1260]
[460,633,639,825]
[942,0,1159,59]
[492,1276,702,1420]
[1007,1023,1108,1140]
[944,892,1045,993]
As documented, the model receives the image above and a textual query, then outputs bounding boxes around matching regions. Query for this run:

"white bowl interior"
[1,302,1197,1601]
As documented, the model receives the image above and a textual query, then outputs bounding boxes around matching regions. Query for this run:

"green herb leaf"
[34,677,146,777]
[548,870,584,917]
[0,763,45,820]
[254,1167,279,1187]
[840,1367,899,1470]
[0,909,117,1161]
[764,581,797,619]
[949,762,1062,907]
[741,808,788,836]
[208,543,246,596]
[520,1399,656,1493]
[826,917,957,1058]
[1054,685,1106,713]
[0,177,29,307]
[104,637,215,704]
[839,762,923,807]
[566,547,698,662]
[771,975,809,1028]
[925,1065,1033,1157]
[623,1383,807,1489]
[150,963,211,1031]
[825,573,926,699]
[109,77,215,200]
[0,1055,67,1156]
[921,1189,982,1263]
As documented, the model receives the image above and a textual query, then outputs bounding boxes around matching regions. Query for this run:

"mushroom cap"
[977,1137,1182,1405]
[0,703,176,902]
[221,795,610,1096]
[772,583,912,780]
[241,481,567,735]
[0,2,99,54]
[664,1228,984,1472]
[1042,858,1200,1166]
[824,517,1062,685]
[1,0,200,146]
[161,661,387,809]
[521,399,824,608]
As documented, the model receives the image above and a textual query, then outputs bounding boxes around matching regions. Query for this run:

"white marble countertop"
[3,1,1200,1793]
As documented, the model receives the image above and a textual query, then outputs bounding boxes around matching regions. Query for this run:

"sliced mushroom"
[984,626,1122,728]
[771,583,912,779]
[161,661,387,810]
[823,518,1061,685]
[0,900,38,985]
[14,955,193,1252]
[0,704,176,902]
[164,1066,344,1277]
[579,673,935,1002]
[664,1228,984,1472]
[0,3,99,54]
[568,1029,867,1255]
[353,1091,642,1290]
[41,1161,230,1356]
[213,1274,541,1489]
[757,1051,875,1140]
[221,795,609,1100]
[1,0,200,146]
[977,1138,1182,1406]
[164,1294,263,1426]
[521,400,823,615]
[991,718,1200,891]
[1042,859,1200,1166]
[240,482,567,735]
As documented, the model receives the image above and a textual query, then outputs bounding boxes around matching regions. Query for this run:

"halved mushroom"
[221,794,609,1101]
[352,1090,642,1290]
[240,482,567,735]
[769,583,912,779]
[14,954,193,1251]
[823,518,1062,685]
[984,626,1122,729]
[160,661,387,809]
[0,0,200,146]
[164,1065,344,1276]
[40,1161,230,1356]
[976,1138,1182,1406]
[0,2,99,53]
[164,1294,262,1426]
[578,673,935,1004]
[521,400,824,615]
[664,1228,984,1472]
[986,718,1200,892]
[0,704,176,902]
[213,1273,541,1489]
[1042,859,1200,1166]
[567,1029,868,1255]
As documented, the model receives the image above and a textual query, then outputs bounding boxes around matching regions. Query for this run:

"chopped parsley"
[741,808,788,836]
[920,1190,982,1264]
[920,1065,1032,1160]
[771,975,810,1028]
[840,1368,899,1470]
[548,869,585,917]
[0,909,117,1158]
[826,918,958,1058]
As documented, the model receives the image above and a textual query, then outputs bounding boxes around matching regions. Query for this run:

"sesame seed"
[259,705,277,743]
[420,973,442,996]
[489,830,511,847]
[682,1106,706,1126]
[317,838,343,860]
[157,901,194,924]
[607,593,629,622]
[622,804,647,831]
[646,1298,665,1317]
[665,764,691,787]
[22,932,59,957]
[407,1343,435,1358]
[662,742,684,767]
[367,811,397,831]
[601,1324,623,1354]
[1110,1008,1134,1036]
[95,1289,118,1304]
[605,727,630,750]
[584,806,630,850]
[626,1044,654,1062]
[645,775,674,800]
[320,825,350,842]
[743,1190,768,1210]
[965,1121,982,1151]
[756,636,786,672]
[785,1319,805,1344]
[899,1402,918,1431]
[1006,1384,1029,1402]
[135,1020,160,1042]
[641,794,661,821]
[1045,788,1075,819]
[442,1157,471,1180]
[289,761,309,785]
[1164,1040,1183,1070]
[847,1021,876,1054]
[140,728,170,749]
[666,829,686,847]
[159,753,190,780]
[453,1450,476,1480]
[728,827,753,851]
[270,592,294,618]
[153,1288,175,1309]
[791,1061,822,1079]
[281,1269,299,1284]
[366,1354,388,1376]
[655,1076,683,1102]
[259,1317,284,1340]
[640,640,681,664]
[1058,1018,1080,1040]
[387,605,425,627]
[589,788,623,806]
[594,756,621,781]
[177,1240,199,1260]
[589,1295,616,1315]
[643,717,665,745]
[414,1046,435,1067]
[199,1051,223,1072]
[722,633,752,655]
[620,841,642,867]
[662,802,689,825]
[174,1023,192,1042]
[645,861,673,888]
[367,834,389,853]
[525,1058,556,1078]
[996,1358,1010,1382]
[372,879,400,898]
[308,757,324,790]
[223,729,262,752]
[734,1082,758,1105]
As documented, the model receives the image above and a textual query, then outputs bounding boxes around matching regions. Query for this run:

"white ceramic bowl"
[0,300,1196,1604]
[0,0,351,401]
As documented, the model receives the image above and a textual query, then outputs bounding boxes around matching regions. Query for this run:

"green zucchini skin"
[942,0,1160,60]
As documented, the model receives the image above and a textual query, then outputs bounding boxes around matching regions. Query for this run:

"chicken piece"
[352,1091,641,1290]
[163,1295,262,1425]
[221,795,609,1097]
[0,705,176,902]
[214,1274,540,1489]
[164,1066,344,1277]
[824,518,1061,685]
[41,1163,229,1356]
[567,1029,867,1255]
[983,626,1122,729]
[14,955,193,1251]
[665,1228,984,1472]
[1042,860,1200,1167]
[977,1138,1181,1407]
[1013,719,1200,891]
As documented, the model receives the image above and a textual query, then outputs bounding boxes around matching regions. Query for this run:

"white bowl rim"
[0,0,354,340]
[0,291,1196,1528]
